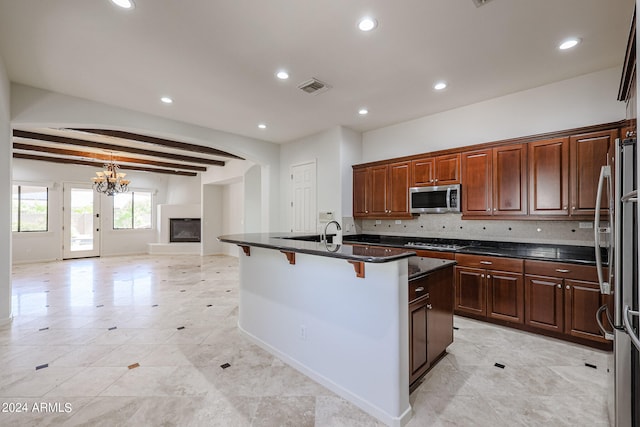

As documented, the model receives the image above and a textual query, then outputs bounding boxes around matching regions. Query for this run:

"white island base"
[237,246,411,426]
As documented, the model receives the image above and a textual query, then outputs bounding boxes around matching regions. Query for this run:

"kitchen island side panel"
[237,246,411,427]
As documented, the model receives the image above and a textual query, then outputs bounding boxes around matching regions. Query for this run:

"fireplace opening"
[169,218,201,243]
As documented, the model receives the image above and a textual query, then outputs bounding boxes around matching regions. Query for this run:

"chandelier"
[92,161,130,196]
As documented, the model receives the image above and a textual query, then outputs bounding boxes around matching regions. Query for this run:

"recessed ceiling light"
[258,123,267,129]
[559,38,581,50]
[276,70,289,80]
[358,17,377,32]
[433,81,447,91]
[160,96,173,104]
[111,0,135,9]
[358,108,369,115]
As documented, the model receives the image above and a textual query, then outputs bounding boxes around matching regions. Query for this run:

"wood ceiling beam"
[13,153,198,176]
[69,128,245,160]
[13,130,225,167]
[13,142,207,172]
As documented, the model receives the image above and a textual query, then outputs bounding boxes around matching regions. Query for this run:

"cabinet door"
[410,157,435,187]
[455,266,486,316]
[426,267,454,364]
[528,137,569,216]
[388,161,412,217]
[353,167,370,217]
[434,154,461,185]
[369,165,389,216]
[569,130,617,217]
[461,149,492,216]
[564,279,608,343]
[487,270,524,324]
[524,274,563,333]
[493,144,527,216]
[409,299,429,383]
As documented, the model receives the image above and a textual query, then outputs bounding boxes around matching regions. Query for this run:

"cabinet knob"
[415,287,425,293]
[426,304,433,310]
[566,285,570,290]
[487,274,491,279]
[557,284,561,289]
[572,206,576,210]
[435,179,438,183]
[481,274,485,278]
[365,210,369,213]
[563,206,567,210]
[486,208,490,212]
[493,208,497,211]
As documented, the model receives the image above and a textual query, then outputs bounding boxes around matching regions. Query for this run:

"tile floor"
[1,254,611,426]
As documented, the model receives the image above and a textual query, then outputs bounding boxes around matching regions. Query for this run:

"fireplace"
[169,218,201,243]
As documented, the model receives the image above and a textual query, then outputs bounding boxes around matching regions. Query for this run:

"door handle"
[596,305,614,341]
[623,305,640,351]
[594,165,611,295]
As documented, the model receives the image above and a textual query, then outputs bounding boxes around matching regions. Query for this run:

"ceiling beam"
[13,153,198,176]
[13,130,226,167]
[13,142,208,172]
[70,128,245,160]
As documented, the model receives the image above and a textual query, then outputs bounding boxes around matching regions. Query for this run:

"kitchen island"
[218,233,454,427]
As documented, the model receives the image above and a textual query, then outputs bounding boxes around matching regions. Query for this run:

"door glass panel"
[70,189,94,252]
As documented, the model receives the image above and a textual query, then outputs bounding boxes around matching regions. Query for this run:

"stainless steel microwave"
[409,184,461,213]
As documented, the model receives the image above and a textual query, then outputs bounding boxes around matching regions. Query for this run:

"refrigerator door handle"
[621,189,638,203]
[623,305,640,351]
[596,304,614,340]
[594,165,611,295]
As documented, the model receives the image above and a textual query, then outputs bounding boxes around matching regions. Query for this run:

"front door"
[63,183,101,259]
[290,161,316,233]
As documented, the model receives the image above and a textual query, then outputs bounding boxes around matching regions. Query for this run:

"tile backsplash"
[346,214,598,247]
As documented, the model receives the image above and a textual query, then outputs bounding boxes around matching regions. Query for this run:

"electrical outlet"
[579,222,593,229]
[395,220,402,225]
[375,220,382,225]
[300,325,306,340]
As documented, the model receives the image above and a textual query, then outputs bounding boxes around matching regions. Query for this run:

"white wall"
[12,158,169,262]
[0,54,11,322]
[279,126,363,233]
[202,184,223,255]
[362,68,626,162]
[165,175,201,205]
[221,180,244,256]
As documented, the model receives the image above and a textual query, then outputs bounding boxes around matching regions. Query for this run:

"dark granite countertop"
[218,233,417,263]
[342,234,604,266]
[408,257,456,280]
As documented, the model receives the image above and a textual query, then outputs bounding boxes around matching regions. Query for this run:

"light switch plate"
[318,211,334,222]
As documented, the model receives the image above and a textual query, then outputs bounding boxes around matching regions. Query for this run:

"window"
[113,191,152,229]
[12,185,49,232]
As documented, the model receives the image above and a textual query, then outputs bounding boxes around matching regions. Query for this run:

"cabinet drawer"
[524,260,601,282]
[409,277,430,303]
[455,253,523,273]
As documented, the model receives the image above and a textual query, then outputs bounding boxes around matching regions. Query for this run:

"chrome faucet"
[322,220,342,244]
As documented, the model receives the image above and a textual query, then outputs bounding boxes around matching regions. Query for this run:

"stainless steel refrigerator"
[596,135,638,427]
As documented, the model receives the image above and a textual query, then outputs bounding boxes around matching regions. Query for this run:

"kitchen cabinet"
[524,260,609,344]
[409,266,454,385]
[569,129,617,217]
[352,161,412,219]
[528,137,570,216]
[454,254,524,324]
[410,154,460,187]
[461,144,527,217]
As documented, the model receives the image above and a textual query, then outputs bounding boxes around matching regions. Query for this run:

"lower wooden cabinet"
[524,260,609,344]
[454,254,524,324]
[409,266,454,385]
[455,256,610,348]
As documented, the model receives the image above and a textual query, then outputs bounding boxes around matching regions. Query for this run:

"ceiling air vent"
[472,0,493,6]
[297,78,331,95]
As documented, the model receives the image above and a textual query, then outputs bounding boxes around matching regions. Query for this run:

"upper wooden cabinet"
[528,137,570,216]
[461,144,527,217]
[353,161,412,219]
[569,130,617,217]
[410,154,461,187]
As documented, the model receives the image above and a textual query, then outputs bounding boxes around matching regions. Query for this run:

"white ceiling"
[0,0,635,144]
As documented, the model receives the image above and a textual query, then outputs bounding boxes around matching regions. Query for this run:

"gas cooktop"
[404,241,469,251]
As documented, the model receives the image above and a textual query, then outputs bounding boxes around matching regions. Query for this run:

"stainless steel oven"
[409,184,460,214]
